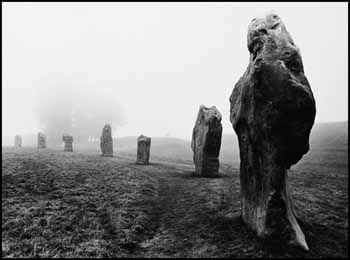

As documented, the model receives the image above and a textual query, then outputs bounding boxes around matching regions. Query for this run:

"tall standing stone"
[14,135,22,148]
[37,132,47,149]
[62,134,73,152]
[191,105,222,176]
[100,124,113,157]
[229,13,316,250]
[136,135,151,165]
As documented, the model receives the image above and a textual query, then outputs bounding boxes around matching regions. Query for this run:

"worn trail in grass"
[2,148,348,258]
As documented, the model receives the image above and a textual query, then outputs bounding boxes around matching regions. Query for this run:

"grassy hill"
[2,121,347,171]
[3,121,347,168]
[293,121,348,173]
[116,121,348,171]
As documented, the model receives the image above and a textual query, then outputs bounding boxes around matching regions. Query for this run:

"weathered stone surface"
[191,105,222,176]
[136,135,151,165]
[14,135,22,148]
[62,134,73,152]
[100,124,113,157]
[229,13,316,251]
[37,132,46,149]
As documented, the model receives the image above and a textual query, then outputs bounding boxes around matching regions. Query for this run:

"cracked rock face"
[14,135,22,148]
[191,105,222,177]
[62,134,73,152]
[37,132,47,149]
[230,13,316,251]
[136,135,151,165]
[100,124,113,157]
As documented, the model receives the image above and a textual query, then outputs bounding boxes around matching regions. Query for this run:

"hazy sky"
[2,2,348,140]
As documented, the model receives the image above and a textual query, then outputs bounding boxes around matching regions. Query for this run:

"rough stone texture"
[229,13,316,251]
[14,135,22,148]
[136,135,151,165]
[191,105,223,176]
[100,124,113,157]
[37,132,46,149]
[62,134,73,152]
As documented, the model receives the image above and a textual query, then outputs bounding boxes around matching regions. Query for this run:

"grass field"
[2,122,348,258]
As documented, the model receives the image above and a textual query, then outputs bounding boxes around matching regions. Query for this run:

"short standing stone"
[14,135,22,148]
[37,132,46,149]
[100,124,113,157]
[62,134,73,152]
[191,105,222,176]
[136,135,151,165]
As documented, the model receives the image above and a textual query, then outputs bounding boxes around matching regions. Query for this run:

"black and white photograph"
[2,2,348,258]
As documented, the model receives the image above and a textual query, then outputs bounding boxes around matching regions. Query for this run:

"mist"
[33,74,126,145]
[2,2,348,142]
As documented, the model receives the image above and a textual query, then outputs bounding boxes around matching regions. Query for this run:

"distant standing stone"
[191,105,222,176]
[37,132,46,149]
[62,134,73,152]
[100,124,113,157]
[14,135,22,148]
[136,135,151,165]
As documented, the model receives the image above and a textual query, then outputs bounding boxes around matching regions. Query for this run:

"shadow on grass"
[179,171,229,179]
[173,195,348,258]
[126,162,163,167]
[297,219,348,258]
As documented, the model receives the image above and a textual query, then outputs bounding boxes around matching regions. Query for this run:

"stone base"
[102,153,113,157]
[194,157,219,177]
[241,178,309,251]
[136,160,149,165]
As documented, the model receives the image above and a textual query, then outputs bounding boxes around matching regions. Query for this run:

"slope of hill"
[116,121,348,171]
[292,121,348,173]
[2,121,347,172]
[308,121,348,149]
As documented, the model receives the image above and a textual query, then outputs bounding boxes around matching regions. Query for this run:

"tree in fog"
[71,90,125,143]
[34,77,125,145]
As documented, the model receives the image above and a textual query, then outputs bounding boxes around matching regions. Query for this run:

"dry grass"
[2,146,348,258]
[2,148,161,257]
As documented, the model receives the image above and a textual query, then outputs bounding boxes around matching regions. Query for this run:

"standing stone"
[14,135,22,148]
[62,134,73,152]
[37,132,47,149]
[136,135,151,165]
[191,105,222,176]
[229,13,316,251]
[100,124,113,157]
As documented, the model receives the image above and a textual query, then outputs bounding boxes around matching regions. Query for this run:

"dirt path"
[137,173,230,258]
[114,155,254,257]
